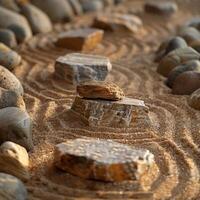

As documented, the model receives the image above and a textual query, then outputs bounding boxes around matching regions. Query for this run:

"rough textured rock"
[157,47,200,77]
[67,0,83,15]
[93,13,142,33]
[178,26,200,45]
[0,65,24,96]
[172,71,200,95]
[0,43,21,70]
[0,87,25,110]
[0,141,29,181]
[0,0,20,12]
[71,96,149,127]
[144,2,178,15]
[20,3,53,34]
[80,0,104,12]
[0,173,27,200]
[32,0,74,22]
[0,6,32,42]
[54,138,155,182]
[0,29,17,48]
[155,37,187,62]
[166,60,200,88]
[55,53,112,84]
[0,107,33,151]
[77,81,125,100]
[55,28,104,51]
[188,88,200,110]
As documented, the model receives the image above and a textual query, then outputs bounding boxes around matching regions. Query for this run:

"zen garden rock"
[0,29,17,48]
[93,13,142,33]
[77,81,125,100]
[55,53,112,84]
[0,141,29,181]
[157,47,200,77]
[71,96,149,128]
[54,138,155,182]
[0,173,27,200]
[55,28,104,51]
[0,107,33,151]
[0,65,24,96]
[0,43,21,71]
[144,2,178,15]
[0,87,25,110]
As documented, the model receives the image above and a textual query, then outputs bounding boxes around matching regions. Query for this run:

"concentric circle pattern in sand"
[14,0,200,199]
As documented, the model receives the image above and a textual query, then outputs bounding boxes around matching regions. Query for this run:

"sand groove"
[11,0,200,199]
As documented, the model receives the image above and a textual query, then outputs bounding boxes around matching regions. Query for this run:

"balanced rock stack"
[54,138,156,183]
[71,80,150,128]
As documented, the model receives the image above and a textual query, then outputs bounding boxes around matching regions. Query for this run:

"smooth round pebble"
[172,71,200,95]
[20,3,53,34]
[0,107,33,151]
[32,0,74,22]
[80,0,104,12]
[166,60,200,88]
[0,173,27,200]
[0,65,24,96]
[188,88,200,110]
[0,29,17,48]
[0,0,20,12]
[0,43,21,70]
[0,6,32,43]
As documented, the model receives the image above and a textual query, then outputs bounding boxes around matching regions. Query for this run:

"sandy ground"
[13,0,200,199]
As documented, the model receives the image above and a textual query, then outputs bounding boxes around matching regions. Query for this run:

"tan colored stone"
[77,81,124,100]
[54,138,155,182]
[55,53,112,84]
[71,96,150,128]
[92,13,142,33]
[0,87,25,110]
[0,141,29,181]
[55,28,104,51]
[188,88,200,110]
[157,47,200,77]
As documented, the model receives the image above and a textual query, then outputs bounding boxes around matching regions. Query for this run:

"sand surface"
[14,0,200,199]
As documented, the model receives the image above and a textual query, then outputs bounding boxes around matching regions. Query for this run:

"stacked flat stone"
[54,138,155,182]
[72,80,150,128]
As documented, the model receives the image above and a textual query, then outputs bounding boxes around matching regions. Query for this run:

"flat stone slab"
[55,28,104,51]
[92,13,142,33]
[77,80,125,100]
[71,96,149,127]
[54,138,155,182]
[55,53,112,84]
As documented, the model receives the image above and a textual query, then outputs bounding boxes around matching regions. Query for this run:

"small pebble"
[0,141,29,181]
[80,0,104,12]
[178,26,200,45]
[0,6,32,43]
[0,107,33,151]
[157,47,200,77]
[77,80,125,100]
[0,29,17,48]
[93,13,142,33]
[144,2,178,15]
[172,71,200,95]
[0,65,24,96]
[0,43,21,70]
[20,3,53,34]
[0,0,20,12]
[0,87,25,110]
[67,0,83,15]
[188,88,200,110]
[0,173,27,200]
[32,0,74,22]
